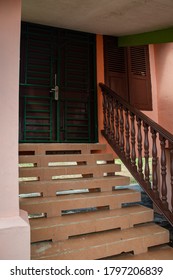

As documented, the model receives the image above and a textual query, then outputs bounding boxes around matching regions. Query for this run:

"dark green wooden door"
[19,22,97,143]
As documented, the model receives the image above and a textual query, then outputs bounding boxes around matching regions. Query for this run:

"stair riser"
[31,230,169,260]
[19,143,106,155]
[20,192,141,218]
[19,177,130,197]
[19,164,121,180]
[19,153,114,167]
[31,209,153,242]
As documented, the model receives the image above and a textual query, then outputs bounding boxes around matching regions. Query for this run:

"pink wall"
[96,35,117,156]
[96,35,104,137]
[0,0,30,259]
[153,43,173,211]
[143,45,159,122]
[0,0,21,217]
[154,43,173,134]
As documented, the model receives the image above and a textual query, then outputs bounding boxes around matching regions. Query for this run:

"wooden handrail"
[99,82,173,226]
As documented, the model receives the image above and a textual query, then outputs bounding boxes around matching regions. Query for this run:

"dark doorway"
[19,22,98,143]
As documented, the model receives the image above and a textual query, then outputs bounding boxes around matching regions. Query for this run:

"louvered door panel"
[128,46,152,110]
[59,30,96,142]
[19,23,55,142]
[104,36,129,101]
[22,95,53,142]
[63,100,90,142]
[19,23,97,143]
[20,23,54,88]
[64,35,89,91]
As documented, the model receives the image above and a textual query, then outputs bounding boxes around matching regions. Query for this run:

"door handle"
[54,85,59,101]
[50,74,59,101]
[50,85,59,101]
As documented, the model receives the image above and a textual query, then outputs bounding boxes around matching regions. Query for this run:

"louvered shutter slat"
[128,45,152,110]
[104,36,129,102]
[103,37,152,110]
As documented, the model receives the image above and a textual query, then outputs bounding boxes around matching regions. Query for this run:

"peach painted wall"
[153,43,173,211]
[143,45,159,122]
[0,0,30,259]
[96,35,117,156]
[0,0,21,217]
[96,35,104,140]
[154,43,173,134]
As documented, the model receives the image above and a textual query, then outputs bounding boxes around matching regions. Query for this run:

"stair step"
[31,223,169,260]
[20,189,141,217]
[19,153,114,167]
[19,163,121,180]
[104,245,173,260]
[19,175,130,196]
[19,143,106,155]
[19,143,171,260]
[30,205,153,242]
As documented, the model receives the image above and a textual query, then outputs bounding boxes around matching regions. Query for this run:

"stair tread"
[20,175,131,196]
[19,163,120,171]
[19,153,114,162]
[20,175,130,197]
[20,189,140,205]
[19,164,121,181]
[31,223,169,259]
[105,245,173,260]
[20,175,130,186]
[30,204,153,228]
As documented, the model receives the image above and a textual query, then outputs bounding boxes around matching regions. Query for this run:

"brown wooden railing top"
[99,83,173,144]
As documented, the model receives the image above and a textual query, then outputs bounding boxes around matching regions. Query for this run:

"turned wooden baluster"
[143,122,150,186]
[102,93,107,133]
[169,142,173,213]
[151,128,159,198]
[115,101,119,145]
[159,135,168,209]
[106,95,111,137]
[130,113,136,168]
[100,83,173,225]
[111,97,115,140]
[120,105,125,153]
[125,109,130,161]
[137,117,143,176]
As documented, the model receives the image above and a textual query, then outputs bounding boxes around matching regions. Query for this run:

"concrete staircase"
[19,143,170,260]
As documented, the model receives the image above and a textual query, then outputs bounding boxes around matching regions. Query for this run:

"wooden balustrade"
[99,83,173,226]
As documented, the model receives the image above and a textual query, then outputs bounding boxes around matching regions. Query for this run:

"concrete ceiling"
[22,0,173,36]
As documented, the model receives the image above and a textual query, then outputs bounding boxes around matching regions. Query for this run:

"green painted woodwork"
[21,95,53,142]
[63,99,91,143]
[118,27,173,47]
[20,22,97,143]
